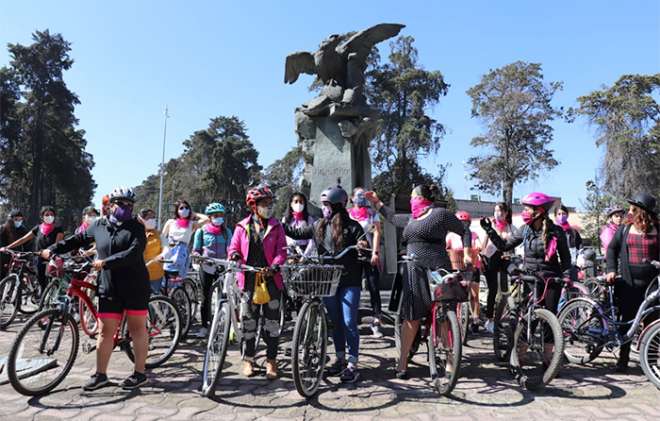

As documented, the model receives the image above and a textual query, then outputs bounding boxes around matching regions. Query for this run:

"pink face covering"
[410,197,433,219]
[521,209,534,225]
[292,211,304,221]
[204,223,222,236]
[40,223,55,236]
[175,218,190,229]
[494,218,507,232]
[349,206,370,221]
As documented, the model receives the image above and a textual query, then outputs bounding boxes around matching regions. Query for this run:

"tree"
[134,116,261,225]
[262,146,304,217]
[466,61,562,207]
[0,30,95,226]
[365,36,450,203]
[580,178,615,250]
[572,74,660,200]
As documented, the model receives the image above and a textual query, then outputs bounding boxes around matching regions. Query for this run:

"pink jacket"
[600,223,618,255]
[227,215,287,291]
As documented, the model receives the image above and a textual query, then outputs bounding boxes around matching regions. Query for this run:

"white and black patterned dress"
[380,206,467,320]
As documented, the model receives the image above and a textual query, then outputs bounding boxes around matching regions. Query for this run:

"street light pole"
[157,105,169,230]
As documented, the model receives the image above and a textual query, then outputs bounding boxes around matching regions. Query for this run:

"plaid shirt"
[626,232,659,265]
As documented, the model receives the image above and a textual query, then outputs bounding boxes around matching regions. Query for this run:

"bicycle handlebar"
[192,255,266,273]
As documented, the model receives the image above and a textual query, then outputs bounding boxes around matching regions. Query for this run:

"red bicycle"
[6,257,183,396]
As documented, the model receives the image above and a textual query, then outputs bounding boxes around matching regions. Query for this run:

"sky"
[1,1,659,210]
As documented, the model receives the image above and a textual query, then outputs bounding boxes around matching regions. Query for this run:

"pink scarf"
[545,236,558,262]
[292,211,304,222]
[559,222,572,232]
[204,223,222,236]
[175,218,190,229]
[411,197,433,219]
[495,219,508,232]
[349,207,370,221]
[40,223,55,236]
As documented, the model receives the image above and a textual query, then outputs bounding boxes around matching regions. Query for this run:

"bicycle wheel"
[123,295,182,368]
[292,300,327,398]
[79,291,99,337]
[182,278,200,323]
[639,320,660,389]
[19,274,43,315]
[6,309,79,396]
[201,299,231,397]
[0,275,20,329]
[170,287,191,339]
[558,298,604,364]
[493,298,513,362]
[511,308,563,390]
[457,301,470,345]
[428,306,462,396]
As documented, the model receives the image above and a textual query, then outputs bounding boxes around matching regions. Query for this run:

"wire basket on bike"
[281,264,343,298]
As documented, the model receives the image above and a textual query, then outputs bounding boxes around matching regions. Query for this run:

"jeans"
[149,278,163,295]
[324,286,361,365]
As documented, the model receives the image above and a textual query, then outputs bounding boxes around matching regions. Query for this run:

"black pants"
[36,259,48,291]
[615,281,649,364]
[483,255,509,319]
[199,270,219,328]
[363,263,382,318]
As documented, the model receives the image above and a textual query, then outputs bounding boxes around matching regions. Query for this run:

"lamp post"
[157,106,169,229]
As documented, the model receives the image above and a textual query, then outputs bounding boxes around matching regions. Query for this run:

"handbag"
[252,272,271,305]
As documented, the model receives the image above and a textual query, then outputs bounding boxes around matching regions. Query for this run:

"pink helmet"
[456,210,471,221]
[521,192,555,211]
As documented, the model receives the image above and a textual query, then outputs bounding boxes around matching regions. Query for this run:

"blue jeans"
[150,278,163,295]
[324,286,360,365]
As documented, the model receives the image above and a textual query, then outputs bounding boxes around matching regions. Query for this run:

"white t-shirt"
[350,211,381,247]
[162,219,194,245]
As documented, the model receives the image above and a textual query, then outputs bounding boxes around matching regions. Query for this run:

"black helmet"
[627,192,657,217]
[9,209,22,218]
[320,185,348,205]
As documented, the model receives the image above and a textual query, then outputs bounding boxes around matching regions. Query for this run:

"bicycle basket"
[429,271,469,302]
[281,264,343,298]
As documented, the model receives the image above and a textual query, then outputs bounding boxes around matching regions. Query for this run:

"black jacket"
[49,217,149,298]
[284,216,365,288]
[607,224,660,287]
[486,223,573,278]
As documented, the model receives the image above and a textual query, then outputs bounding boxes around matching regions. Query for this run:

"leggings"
[484,262,508,319]
[363,264,382,318]
[199,270,218,328]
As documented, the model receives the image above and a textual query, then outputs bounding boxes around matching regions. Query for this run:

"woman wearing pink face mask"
[282,192,315,255]
[365,185,470,378]
[554,205,583,264]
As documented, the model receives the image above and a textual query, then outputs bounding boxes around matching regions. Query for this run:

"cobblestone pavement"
[0,301,658,421]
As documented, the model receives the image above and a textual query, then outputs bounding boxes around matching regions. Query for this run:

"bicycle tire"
[170,286,192,339]
[292,300,327,398]
[79,291,99,338]
[428,307,462,396]
[18,273,43,315]
[182,277,200,324]
[493,298,513,362]
[639,320,660,390]
[0,275,20,329]
[38,279,61,310]
[201,299,231,397]
[557,298,604,364]
[458,301,470,345]
[6,309,79,396]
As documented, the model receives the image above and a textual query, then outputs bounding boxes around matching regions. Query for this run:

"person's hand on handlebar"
[230,252,242,262]
[606,272,617,284]
[92,259,105,272]
[40,249,52,260]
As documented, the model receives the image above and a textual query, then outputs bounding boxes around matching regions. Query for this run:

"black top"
[284,216,365,288]
[31,225,64,251]
[486,223,572,278]
[607,224,660,287]
[0,225,31,251]
[49,217,149,298]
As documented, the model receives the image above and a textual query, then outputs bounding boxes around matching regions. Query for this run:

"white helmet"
[109,186,136,203]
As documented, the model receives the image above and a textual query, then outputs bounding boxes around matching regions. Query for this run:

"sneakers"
[242,360,255,377]
[325,358,346,376]
[371,319,384,339]
[340,364,360,383]
[266,359,278,380]
[196,327,209,338]
[484,320,495,334]
[120,371,148,390]
[82,373,110,391]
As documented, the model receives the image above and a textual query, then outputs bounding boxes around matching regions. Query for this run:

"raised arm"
[480,218,523,252]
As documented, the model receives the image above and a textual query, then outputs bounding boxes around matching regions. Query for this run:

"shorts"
[98,279,150,320]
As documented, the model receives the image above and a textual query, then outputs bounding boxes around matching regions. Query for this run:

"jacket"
[144,229,164,281]
[607,224,660,287]
[227,215,287,290]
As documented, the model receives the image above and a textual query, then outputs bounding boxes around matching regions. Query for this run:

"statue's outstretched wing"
[284,52,316,84]
[337,23,405,59]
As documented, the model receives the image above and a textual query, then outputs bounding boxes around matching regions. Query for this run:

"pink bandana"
[292,211,305,221]
[411,197,433,219]
[495,219,507,232]
[349,206,370,221]
[175,218,190,229]
[559,222,571,232]
[40,223,55,237]
[204,223,222,236]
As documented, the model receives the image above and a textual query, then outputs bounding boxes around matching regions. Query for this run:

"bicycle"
[491,260,564,390]
[6,258,182,396]
[160,262,193,339]
[558,261,660,389]
[394,255,465,396]
[0,250,43,329]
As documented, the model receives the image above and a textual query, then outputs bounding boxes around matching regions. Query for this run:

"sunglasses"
[179,206,189,210]
[116,201,134,208]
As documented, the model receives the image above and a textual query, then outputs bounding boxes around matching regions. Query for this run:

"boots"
[266,359,278,380]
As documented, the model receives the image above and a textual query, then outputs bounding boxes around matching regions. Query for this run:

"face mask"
[556,214,568,225]
[354,193,369,208]
[113,205,133,222]
[521,209,538,225]
[43,215,55,225]
[85,215,97,225]
[212,217,224,226]
[410,197,432,219]
[322,205,333,220]
[178,208,190,218]
[257,206,273,220]
[14,220,23,228]
[144,218,157,230]
[291,203,304,213]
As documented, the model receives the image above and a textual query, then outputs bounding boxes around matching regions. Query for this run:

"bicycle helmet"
[246,184,273,208]
[9,209,22,218]
[456,210,471,221]
[605,206,625,218]
[82,206,99,216]
[320,185,348,205]
[109,186,136,203]
[521,192,555,211]
[205,202,226,215]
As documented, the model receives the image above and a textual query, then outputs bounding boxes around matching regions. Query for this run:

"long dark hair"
[316,204,350,251]
[1,219,17,244]
[284,192,310,224]
[173,199,192,220]
[495,202,512,225]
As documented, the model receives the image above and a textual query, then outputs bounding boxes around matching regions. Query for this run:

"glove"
[480,217,493,231]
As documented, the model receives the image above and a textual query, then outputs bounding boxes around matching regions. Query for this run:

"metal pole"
[157,105,169,230]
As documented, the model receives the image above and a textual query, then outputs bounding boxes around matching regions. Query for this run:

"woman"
[554,205,583,264]
[606,192,659,372]
[76,206,100,235]
[479,202,514,334]
[1,206,64,290]
[446,211,481,333]
[365,185,470,379]
[285,185,366,383]
[193,202,233,337]
[228,185,287,380]
[138,208,164,295]
[281,192,315,255]
[600,207,625,256]
[349,187,384,338]
[480,192,574,362]
[41,187,151,390]
[161,199,208,278]
[0,210,30,277]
